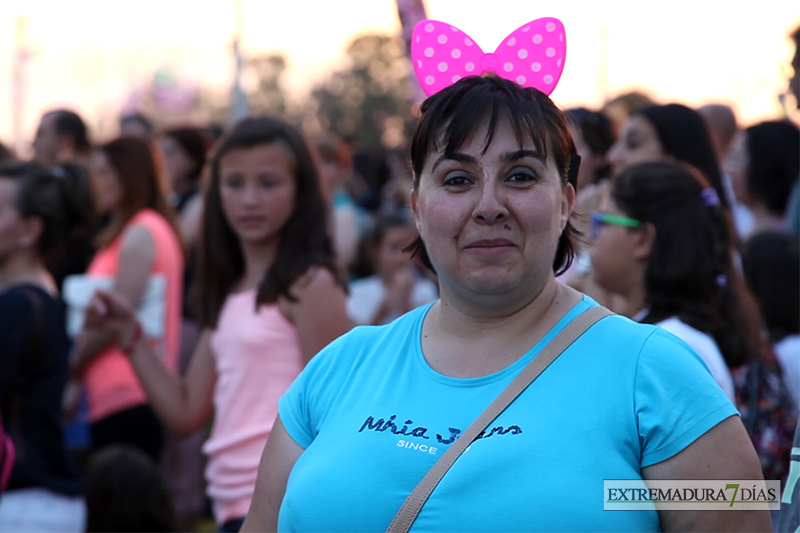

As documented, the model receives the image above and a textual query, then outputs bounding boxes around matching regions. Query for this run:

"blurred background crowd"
[0,0,799,532]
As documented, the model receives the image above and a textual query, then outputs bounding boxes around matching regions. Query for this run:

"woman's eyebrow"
[502,149,543,163]
[431,152,478,173]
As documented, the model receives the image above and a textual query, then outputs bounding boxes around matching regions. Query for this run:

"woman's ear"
[19,216,44,250]
[561,183,576,231]
[409,188,422,234]
[632,222,656,261]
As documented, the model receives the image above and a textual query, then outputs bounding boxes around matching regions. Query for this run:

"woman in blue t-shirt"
[240,76,770,532]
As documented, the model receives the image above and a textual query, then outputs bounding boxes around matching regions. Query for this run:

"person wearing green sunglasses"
[589,212,641,241]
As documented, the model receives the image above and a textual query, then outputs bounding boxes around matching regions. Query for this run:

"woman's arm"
[83,289,217,438]
[279,267,352,364]
[70,224,154,377]
[241,417,304,532]
[127,329,217,437]
[642,416,772,532]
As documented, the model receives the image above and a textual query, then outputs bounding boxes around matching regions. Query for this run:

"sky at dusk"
[1,0,798,151]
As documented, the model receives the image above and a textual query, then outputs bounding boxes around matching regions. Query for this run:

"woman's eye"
[223,177,243,189]
[442,173,471,187]
[259,179,277,188]
[507,168,536,183]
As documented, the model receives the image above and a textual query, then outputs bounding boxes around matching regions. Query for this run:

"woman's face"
[159,135,196,188]
[607,115,666,177]
[724,131,751,206]
[91,151,123,215]
[376,225,416,278]
[410,118,574,299]
[218,142,297,247]
[589,197,644,296]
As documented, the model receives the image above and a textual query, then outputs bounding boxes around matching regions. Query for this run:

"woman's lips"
[464,238,516,255]
[238,216,266,227]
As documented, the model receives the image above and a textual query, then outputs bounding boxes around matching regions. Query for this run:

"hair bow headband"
[411,18,567,97]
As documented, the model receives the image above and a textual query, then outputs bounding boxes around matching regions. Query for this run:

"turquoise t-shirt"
[278,296,737,532]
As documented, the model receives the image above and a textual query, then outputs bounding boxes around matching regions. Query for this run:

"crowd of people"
[0,19,798,533]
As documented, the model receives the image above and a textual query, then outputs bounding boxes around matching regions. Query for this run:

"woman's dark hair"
[565,107,614,183]
[51,109,91,155]
[636,104,729,210]
[162,127,210,184]
[195,115,343,328]
[85,445,176,532]
[742,231,800,343]
[407,75,578,276]
[0,161,92,261]
[350,211,415,279]
[96,137,181,248]
[612,161,756,367]
[743,120,800,217]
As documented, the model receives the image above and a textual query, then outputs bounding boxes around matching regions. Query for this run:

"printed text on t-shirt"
[358,414,523,453]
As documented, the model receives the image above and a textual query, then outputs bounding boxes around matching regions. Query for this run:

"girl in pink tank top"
[83,116,352,530]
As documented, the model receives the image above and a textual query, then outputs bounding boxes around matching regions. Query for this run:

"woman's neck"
[434,275,571,340]
[236,240,278,292]
[0,253,54,293]
[422,279,584,378]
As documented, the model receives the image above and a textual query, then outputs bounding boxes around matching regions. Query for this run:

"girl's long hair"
[612,161,758,368]
[194,115,344,328]
[95,137,180,249]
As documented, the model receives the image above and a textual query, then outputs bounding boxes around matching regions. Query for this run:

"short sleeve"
[279,373,314,449]
[635,328,739,467]
[278,332,355,449]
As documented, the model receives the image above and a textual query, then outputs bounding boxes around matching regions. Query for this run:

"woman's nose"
[473,182,509,224]
[241,182,260,205]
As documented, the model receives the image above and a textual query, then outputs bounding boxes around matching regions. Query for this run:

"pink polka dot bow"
[411,18,566,96]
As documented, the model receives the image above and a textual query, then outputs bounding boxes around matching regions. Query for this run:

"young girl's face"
[589,197,643,296]
[218,142,297,247]
[376,225,417,278]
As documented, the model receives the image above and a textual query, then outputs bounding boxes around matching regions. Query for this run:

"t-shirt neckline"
[412,294,593,387]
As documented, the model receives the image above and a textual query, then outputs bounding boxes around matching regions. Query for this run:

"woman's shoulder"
[573,303,693,366]
[292,264,335,287]
[122,210,183,262]
[585,310,662,348]
[0,284,60,309]
[287,265,346,301]
[0,285,64,342]
[308,305,428,366]
[654,317,720,355]
[126,209,180,244]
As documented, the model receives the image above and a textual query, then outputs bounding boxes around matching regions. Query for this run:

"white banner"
[603,479,781,511]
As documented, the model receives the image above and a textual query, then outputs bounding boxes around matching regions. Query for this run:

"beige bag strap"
[385,305,612,533]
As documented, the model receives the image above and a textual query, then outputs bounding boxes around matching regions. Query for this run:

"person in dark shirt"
[0,162,88,531]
